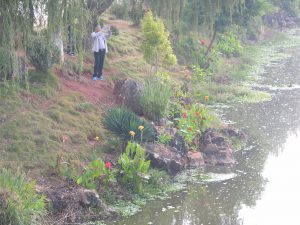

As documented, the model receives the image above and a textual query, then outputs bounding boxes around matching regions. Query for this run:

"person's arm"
[91,32,101,39]
[102,25,112,39]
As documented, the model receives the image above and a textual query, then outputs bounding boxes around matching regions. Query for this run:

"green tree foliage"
[141,11,177,71]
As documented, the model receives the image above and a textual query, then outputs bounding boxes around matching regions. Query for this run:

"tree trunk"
[51,28,64,65]
[205,26,217,56]
[86,0,115,28]
[29,0,35,31]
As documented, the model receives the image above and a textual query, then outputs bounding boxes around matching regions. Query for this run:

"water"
[114,44,300,225]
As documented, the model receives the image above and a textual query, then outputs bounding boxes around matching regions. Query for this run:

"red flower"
[105,161,111,169]
[183,112,188,119]
[62,135,68,143]
[200,39,206,46]
[195,111,200,117]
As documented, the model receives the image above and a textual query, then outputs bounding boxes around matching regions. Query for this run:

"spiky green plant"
[0,168,45,225]
[102,107,155,142]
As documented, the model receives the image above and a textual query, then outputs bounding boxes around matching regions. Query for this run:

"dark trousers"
[93,49,106,77]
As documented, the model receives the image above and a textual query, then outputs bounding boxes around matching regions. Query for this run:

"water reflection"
[238,130,300,225]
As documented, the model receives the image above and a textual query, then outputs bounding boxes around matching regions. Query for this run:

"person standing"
[91,25,111,80]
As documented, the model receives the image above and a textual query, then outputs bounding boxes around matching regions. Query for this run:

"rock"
[200,128,235,166]
[170,132,188,156]
[187,151,205,168]
[145,143,186,175]
[80,189,101,208]
[114,79,144,115]
[220,126,248,142]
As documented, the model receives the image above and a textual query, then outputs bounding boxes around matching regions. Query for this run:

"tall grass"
[140,76,172,122]
[0,168,45,225]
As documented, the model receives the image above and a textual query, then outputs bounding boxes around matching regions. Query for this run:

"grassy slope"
[0,19,159,175]
[0,71,107,173]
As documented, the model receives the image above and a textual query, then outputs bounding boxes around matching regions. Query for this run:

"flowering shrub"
[174,36,207,68]
[178,104,212,150]
[77,158,116,189]
[118,141,150,194]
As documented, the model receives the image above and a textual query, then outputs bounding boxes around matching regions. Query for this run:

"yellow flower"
[138,126,144,131]
[129,131,136,137]
[94,136,100,141]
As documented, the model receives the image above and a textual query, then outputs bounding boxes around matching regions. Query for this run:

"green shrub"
[102,107,155,142]
[27,36,59,72]
[111,25,120,36]
[215,32,241,57]
[140,75,172,122]
[118,142,150,194]
[0,168,45,225]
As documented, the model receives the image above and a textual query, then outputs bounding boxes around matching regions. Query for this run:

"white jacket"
[91,31,111,53]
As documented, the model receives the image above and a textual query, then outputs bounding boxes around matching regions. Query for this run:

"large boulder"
[200,129,235,166]
[145,143,186,175]
[187,151,205,168]
[114,79,143,115]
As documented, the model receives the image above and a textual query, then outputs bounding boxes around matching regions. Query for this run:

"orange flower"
[129,131,136,137]
[205,96,209,103]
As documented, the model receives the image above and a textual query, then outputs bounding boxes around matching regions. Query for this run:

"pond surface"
[113,38,300,225]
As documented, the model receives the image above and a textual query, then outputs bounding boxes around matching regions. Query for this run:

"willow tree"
[0,0,114,80]
[146,0,245,54]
